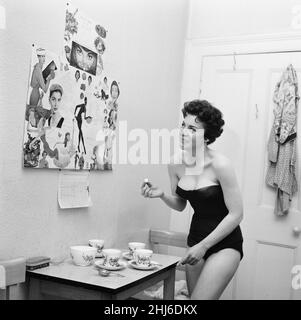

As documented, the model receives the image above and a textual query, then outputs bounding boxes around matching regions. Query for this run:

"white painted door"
[199,52,301,300]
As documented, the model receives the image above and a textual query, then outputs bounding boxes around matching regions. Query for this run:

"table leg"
[0,288,9,300]
[163,268,176,300]
[29,278,43,300]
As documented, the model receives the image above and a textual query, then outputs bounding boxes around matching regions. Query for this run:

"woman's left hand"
[178,243,208,266]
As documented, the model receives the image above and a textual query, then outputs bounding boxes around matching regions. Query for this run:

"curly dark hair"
[182,100,225,145]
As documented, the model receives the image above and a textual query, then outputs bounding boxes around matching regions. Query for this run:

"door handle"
[293,227,301,236]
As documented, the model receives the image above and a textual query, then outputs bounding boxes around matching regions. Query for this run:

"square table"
[26,253,180,300]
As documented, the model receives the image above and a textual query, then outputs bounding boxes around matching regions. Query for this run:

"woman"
[29,84,64,148]
[94,37,106,75]
[107,81,119,130]
[74,97,90,154]
[94,76,108,100]
[38,151,49,169]
[103,125,115,170]
[29,48,55,106]
[46,84,64,129]
[141,100,244,300]
[111,81,120,102]
[107,81,119,110]
[75,70,80,82]
[53,132,76,169]
[108,109,117,131]
[101,77,109,101]
[29,84,73,169]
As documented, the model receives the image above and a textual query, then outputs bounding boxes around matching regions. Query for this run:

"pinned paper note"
[58,171,92,209]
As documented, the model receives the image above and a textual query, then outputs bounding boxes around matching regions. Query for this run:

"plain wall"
[187,0,301,39]
[0,0,189,260]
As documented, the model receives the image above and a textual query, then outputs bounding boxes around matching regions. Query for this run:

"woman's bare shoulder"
[210,150,232,171]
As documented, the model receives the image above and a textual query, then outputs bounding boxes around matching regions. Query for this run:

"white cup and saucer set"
[122,242,146,260]
[128,248,161,271]
[92,241,161,272]
[94,249,127,271]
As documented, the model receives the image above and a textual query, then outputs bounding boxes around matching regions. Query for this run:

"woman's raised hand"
[141,179,164,198]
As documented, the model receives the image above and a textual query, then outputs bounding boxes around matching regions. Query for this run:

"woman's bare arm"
[159,164,187,211]
[141,163,187,212]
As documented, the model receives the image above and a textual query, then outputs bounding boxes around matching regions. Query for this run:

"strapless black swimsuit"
[176,184,243,260]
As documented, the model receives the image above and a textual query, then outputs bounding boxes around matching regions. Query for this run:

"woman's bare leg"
[185,246,206,296]
[191,248,240,300]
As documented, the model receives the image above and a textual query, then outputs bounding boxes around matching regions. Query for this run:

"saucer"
[94,260,127,271]
[122,252,133,260]
[128,260,158,270]
[95,252,104,258]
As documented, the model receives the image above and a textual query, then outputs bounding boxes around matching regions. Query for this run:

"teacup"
[128,242,146,257]
[133,249,153,267]
[70,246,97,266]
[88,239,105,255]
[102,249,121,267]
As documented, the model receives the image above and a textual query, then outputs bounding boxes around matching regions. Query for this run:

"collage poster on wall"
[23,4,120,171]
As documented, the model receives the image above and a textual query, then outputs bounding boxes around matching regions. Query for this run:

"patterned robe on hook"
[266,64,299,216]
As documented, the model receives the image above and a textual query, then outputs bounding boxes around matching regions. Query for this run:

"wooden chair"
[149,229,187,272]
[0,258,26,300]
[131,229,188,300]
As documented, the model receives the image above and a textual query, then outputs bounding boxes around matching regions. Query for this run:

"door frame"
[180,31,301,109]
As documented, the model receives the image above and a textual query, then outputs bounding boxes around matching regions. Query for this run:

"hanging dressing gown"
[265,64,299,216]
